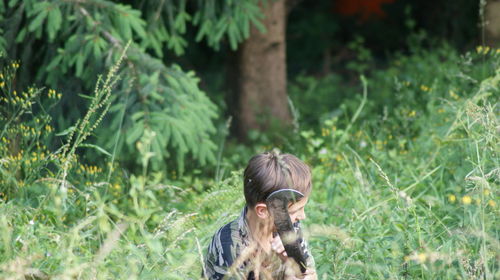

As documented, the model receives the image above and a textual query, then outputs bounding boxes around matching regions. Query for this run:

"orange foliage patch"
[335,0,396,21]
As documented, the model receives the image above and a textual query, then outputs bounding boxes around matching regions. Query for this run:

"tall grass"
[0,45,498,279]
[303,55,499,279]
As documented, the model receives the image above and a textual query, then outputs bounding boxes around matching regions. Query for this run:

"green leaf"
[77,93,94,100]
[92,36,105,58]
[250,15,266,34]
[213,18,228,42]
[46,54,62,70]
[130,16,146,38]
[195,20,210,42]
[174,12,189,33]
[228,23,238,50]
[165,74,181,90]
[171,124,187,152]
[55,126,76,136]
[75,53,85,77]
[131,111,144,122]
[126,121,144,145]
[28,8,48,32]
[79,143,112,157]
[114,9,132,39]
[15,28,27,43]
[8,0,19,8]
[46,5,62,41]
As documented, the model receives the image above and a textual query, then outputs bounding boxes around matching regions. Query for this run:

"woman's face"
[288,196,308,223]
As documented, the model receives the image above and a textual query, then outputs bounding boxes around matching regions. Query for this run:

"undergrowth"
[0,45,498,279]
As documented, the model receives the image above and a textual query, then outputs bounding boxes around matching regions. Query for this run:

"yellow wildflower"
[448,194,456,203]
[462,195,472,205]
[488,200,496,207]
[449,90,459,100]
[417,253,427,263]
[483,189,490,196]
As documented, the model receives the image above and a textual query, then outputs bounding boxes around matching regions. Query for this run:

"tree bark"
[485,0,500,47]
[237,0,291,138]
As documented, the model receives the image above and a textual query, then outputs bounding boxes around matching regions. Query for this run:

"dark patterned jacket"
[204,207,315,279]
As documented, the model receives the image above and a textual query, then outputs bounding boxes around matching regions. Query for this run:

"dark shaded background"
[167,0,480,120]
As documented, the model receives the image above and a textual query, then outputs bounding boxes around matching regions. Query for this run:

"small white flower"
[398,191,407,199]
[359,140,367,148]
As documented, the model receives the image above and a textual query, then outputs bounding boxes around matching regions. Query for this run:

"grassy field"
[0,45,498,279]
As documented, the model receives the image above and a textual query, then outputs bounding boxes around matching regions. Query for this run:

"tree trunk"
[237,0,291,138]
[485,0,500,47]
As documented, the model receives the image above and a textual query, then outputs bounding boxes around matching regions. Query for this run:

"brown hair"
[243,150,312,207]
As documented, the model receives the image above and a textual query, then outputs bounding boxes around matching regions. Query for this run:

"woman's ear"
[254,202,269,219]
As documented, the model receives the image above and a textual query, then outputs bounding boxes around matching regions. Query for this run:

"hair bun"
[269,148,281,159]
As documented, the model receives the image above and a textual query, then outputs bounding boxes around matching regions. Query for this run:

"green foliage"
[303,86,499,279]
[192,0,265,51]
[0,0,266,174]
[0,54,208,278]
[0,2,6,54]
[289,41,499,129]
[140,0,264,55]
[295,46,499,279]
[0,60,59,199]
[1,26,499,280]
[109,60,218,174]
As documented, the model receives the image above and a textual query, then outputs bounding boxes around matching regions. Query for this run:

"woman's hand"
[270,235,287,260]
[286,268,317,280]
[270,236,317,280]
